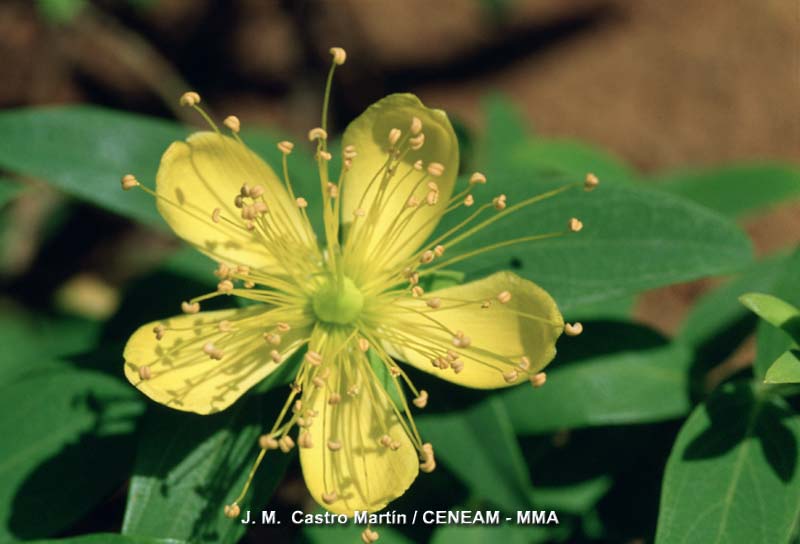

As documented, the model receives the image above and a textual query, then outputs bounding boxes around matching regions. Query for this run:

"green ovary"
[312,276,365,325]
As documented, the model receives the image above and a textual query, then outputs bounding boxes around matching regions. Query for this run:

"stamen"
[469,172,487,184]
[433,244,445,257]
[278,140,294,155]
[518,356,531,370]
[358,337,370,352]
[565,322,583,336]
[181,301,200,314]
[503,370,518,383]
[419,443,436,473]
[223,115,241,133]
[152,324,165,340]
[413,159,423,171]
[410,116,422,135]
[388,128,402,146]
[296,197,308,208]
[361,528,380,544]
[412,390,428,408]
[217,280,234,293]
[202,342,224,360]
[211,208,222,223]
[568,217,583,232]
[318,150,333,161]
[426,297,441,309]
[270,350,282,363]
[259,435,279,449]
[329,46,347,65]
[264,332,281,345]
[497,290,511,304]
[120,174,139,191]
[464,194,474,206]
[322,491,338,504]
[343,145,357,159]
[409,133,425,150]
[420,250,435,264]
[493,194,507,210]
[179,91,201,107]
[305,350,323,366]
[328,392,341,405]
[278,435,295,453]
[427,162,444,177]
[298,431,313,449]
[308,127,328,141]
[585,172,600,191]
[223,503,240,519]
[530,371,547,388]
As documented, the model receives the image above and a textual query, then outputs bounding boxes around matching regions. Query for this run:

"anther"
[470,172,487,184]
[406,196,420,208]
[305,350,323,366]
[244,280,255,288]
[217,279,234,293]
[493,194,507,211]
[409,272,420,285]
[452,331,471,348]
[412,390,428,408]
[138,365,152,380]
[585,172,600,191]
[426,190,439,206]
[419,443,436,473]
[353,208,366,217]
[278,435,295,453]
[259,434,279,450]
[410,116,423,135]
[361,528,380,544]
[203,342,224,360]
[234,194,244,208]
[379,434,392,448]
[497,290,512,304]
[299,431,313,449]
[328,393,341,405]
[308,127,328,141]
[264,332,281,345]
[412,286,424,297]
[427,162,444,177]
[327,182,339,198]
[388,128,402,146]
[253,201,269,215]
[223,503,240,519]
[211,208,222,223]
[433,244,445,257]
[152,324,165,341]
[343,145,357,159]
[409,133,425,150]
[278,140,294,155]
[329,46,347,65]
[451,359,464,373]
[413,159,423,171]
[215,264,231,278]
[568,218,583,232]
[389,366,401,377]
[420,250,435,264]
[276,322,291,332]
[464,194,474,207]
[519,356,531,370]
[347,384,360,397]
[179,91,201,107]
[223,115,240,133]
[481,300,491,309]
[426,181,439,192]
[120,174,139,191]
[426,297,441,309]
[318,150,332,161]
[181,301,200,314]
[565,322,583,336]
[322,491,338,504]
[296,197,308,208]
[503,370,519,384]
[530,372,547,388]
[358,338,370,352]
[270,350,282,363]
[249,185,265,198]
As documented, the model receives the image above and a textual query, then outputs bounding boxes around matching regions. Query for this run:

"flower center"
[312,276,364,325]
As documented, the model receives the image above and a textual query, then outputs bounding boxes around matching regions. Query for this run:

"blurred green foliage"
[0,95,798,544]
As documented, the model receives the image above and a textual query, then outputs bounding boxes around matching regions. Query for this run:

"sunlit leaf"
[741,293,800,342]
[764,350,800,385]
[502,322,692,433]
[654,163,800,218]
[655,382,800,544]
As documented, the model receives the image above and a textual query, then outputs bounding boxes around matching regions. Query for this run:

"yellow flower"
[121,47,592,520]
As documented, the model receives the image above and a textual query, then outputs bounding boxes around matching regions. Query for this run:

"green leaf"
[654,163,800,219]
[303,524,413,544]
[764,350,800,384]
[677,254,787,351]
[502,322,693,433]
[0,178,24,206]
[755,249,800,379]
[441,184,752,311]
[741,293,800,342]
[30,534,182,544]
[655,383,800,544]
[417,396,532,511]
[0,106,187,229]
[430,523,550,544]
[121,365,295,543]
[0,367,144,541]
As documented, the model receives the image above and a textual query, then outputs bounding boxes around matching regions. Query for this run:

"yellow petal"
[385,271,563,388]
[341,94,458,275]
[123,306,309,414]
[156,131,309,269]
[299,351,419,515]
